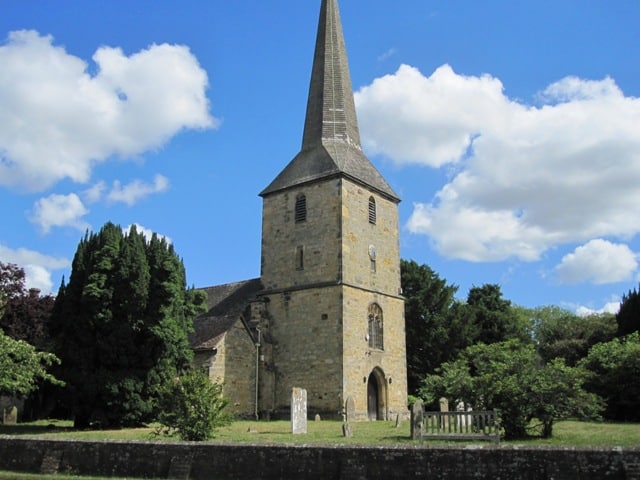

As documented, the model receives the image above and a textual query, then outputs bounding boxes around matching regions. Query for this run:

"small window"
[296,245,304,270]
[295,194,307,223]
[368,196,376,224]
[367,303,383,350]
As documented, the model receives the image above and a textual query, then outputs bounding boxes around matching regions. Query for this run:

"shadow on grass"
[0,421,74,437]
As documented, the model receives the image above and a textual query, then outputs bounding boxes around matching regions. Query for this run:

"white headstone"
[291,387,307,434]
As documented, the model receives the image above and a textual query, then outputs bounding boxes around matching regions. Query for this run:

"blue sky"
[1,1,639,315]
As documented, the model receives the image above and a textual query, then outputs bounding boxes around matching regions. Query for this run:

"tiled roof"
[189,278,263,351]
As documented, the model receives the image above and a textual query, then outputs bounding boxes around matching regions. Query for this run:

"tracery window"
[367,303,383,350]
[368,196,377,225]
[295,194,307,223]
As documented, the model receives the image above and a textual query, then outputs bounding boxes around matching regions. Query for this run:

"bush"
[156,369,231,441]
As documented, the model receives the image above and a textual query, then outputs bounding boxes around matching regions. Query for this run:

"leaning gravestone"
[291,387,307,434]
[411,399,423,440]
[343,396,355,438]
[3,406,17,425]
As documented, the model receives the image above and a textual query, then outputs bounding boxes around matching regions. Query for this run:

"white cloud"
[106,174,169,206]
[555,239,638,285]
[0,244,69,294]
[29,193,90,233]
[124,223,172,244]
[356,64,640,262]
[0,30,217,192]
[576,300,621,317]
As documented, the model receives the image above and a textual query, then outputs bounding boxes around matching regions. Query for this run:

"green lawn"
[1,418,639,447]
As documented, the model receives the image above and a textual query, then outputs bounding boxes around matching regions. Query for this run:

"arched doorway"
[367,368,387,421]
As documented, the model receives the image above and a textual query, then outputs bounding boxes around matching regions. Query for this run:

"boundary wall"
[1,436,640,479]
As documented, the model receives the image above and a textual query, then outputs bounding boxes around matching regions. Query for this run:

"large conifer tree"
[50,223,206,428]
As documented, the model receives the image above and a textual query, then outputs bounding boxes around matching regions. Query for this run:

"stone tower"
[257,0,407,420]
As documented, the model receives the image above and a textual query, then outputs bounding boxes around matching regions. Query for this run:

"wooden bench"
[411,406,501,444]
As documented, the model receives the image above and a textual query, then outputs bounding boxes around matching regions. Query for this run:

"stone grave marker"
[3,406,17,425]
[291,387,307,434]
[411,399,423,440]
[344,396,355,423]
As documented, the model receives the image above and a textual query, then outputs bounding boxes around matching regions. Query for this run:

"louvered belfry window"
[295,194,307,223]
[368,196,377,224]
[367,303,383,350]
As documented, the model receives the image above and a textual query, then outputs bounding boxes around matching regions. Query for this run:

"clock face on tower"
[368,244,377,260]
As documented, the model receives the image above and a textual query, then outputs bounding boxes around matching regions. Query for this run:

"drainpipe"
[255,326,261,421]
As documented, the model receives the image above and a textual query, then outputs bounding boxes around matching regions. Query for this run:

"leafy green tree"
[616,286,640,336]
[421,340,601,439]
[50,223,207,429]
[466,284,531,345]
[156,369,231,441]
[531,306,617,365]
[401,260,469,394]
[0,329,62,398]
[581,332,640,421]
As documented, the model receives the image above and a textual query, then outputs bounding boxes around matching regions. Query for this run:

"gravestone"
[167,454,193,480]
[440,397,449,429]
[410,399,423,440]
[291,387,307,434]
[3,406,17,425]
[40,448,63,475]
[344,396,355,423]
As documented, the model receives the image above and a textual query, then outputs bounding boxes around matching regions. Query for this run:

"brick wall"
[1,437,639,479]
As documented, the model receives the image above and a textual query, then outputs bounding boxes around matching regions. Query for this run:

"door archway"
[367,368,387,421]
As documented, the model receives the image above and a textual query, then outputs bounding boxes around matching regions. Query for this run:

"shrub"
[156,369,231,441]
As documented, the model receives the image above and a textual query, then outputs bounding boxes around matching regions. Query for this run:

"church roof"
[189,278,263,351]
[260,0,400,203]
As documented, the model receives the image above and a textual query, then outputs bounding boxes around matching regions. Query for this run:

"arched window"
[367,303,383,350]
[368,196,376,224]
[295,194,307,223]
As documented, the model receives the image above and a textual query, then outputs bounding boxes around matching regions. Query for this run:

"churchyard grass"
[1,419,639,447]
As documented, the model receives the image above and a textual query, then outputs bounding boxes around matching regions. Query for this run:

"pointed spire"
[302,0,361,150]
[260,0,399,202]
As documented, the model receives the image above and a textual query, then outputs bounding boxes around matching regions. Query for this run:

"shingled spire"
[260,0,399,202]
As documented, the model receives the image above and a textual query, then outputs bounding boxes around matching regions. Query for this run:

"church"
[189,0,408,422]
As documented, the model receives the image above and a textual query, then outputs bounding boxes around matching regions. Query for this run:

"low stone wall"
[1,436,640,479]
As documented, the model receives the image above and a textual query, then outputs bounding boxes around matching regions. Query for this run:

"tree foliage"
[616,286,640,337]
[0,262,54,348]
[49,222,207,429]
[420,340,602,439]
[0,329,63,398]
[580,332,640,421]
[401,260,467,394]
[156,369,231,441]
[531,306,617,365]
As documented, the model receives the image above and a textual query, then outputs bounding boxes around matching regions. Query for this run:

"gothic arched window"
[368,196,377,224]
[295,194,307,223]
[367,303,383,350]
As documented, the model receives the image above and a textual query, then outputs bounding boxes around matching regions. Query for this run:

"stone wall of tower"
[261,180,343,291]
[342,287,408,420]
[262,286,344,417]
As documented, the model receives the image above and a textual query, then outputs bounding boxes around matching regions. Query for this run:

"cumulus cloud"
[106,174,169,206]
[555,239,638,285]
[0,244,69,294]
[576,302,620,317]
[0,30,217,192]
[30,193,90,233]
[356,64,640,268]
[124,223,172,244]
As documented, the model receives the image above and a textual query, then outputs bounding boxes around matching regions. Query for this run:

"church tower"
[257,0,407,420]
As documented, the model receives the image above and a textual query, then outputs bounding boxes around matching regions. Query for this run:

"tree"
[420,340,602,439]
[581,332,640,421]
[156,369,231,441]
[50,223,207,429]
[616,286,640,337]
[531,306,617,365]
[0,262,54,347]
[466,284,531,345]
[401,260,468,394]
[0,329,62,398]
